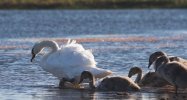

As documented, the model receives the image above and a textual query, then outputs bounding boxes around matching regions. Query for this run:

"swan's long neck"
[89,75,96,89]
[155,56,169,72]
[80,71,96,90]
[39,40,59,53]
[135,70,142,83]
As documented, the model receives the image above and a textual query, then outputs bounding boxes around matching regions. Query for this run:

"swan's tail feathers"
[93,68,113,79]
[70,40,76,44]
[66,39,77,45]
[66,39,71,44]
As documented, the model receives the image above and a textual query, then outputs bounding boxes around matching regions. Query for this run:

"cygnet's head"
[154,55,169,71]
[148,51,166,68]
[79,71,94,83]
[79,71,96,89]
[128,67,142,77]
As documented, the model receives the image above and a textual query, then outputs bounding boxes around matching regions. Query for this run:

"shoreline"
[0,1,187,9]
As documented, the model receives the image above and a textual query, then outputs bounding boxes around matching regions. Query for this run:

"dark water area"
[0,9,187,100]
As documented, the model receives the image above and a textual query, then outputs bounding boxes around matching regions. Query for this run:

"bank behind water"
[0,0,187,9]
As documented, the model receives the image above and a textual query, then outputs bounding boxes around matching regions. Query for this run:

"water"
[0,9,187,100]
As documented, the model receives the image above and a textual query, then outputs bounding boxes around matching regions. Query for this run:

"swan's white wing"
[43,49,96,69]
[60,42,97,67]
[43,52,112,79]
[61,41,85,52]
[41,50,111,80]
[40,41,112,81]
[40,43,97,78]
[60,47,96,67]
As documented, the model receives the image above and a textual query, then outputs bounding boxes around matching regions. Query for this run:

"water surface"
[0,9,187,100]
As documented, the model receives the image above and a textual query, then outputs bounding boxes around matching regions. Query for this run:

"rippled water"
[0,9,187,100]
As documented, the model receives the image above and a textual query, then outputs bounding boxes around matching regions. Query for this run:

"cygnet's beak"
[128,73,132,77]
[148,61,153,69]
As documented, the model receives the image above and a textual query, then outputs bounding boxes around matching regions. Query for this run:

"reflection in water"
[1,85,187,100]
[27,86,187,100]
[34,88,96,100]
[34,88,138,100]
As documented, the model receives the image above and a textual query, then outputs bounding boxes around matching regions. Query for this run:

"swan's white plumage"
[33,40,112,83]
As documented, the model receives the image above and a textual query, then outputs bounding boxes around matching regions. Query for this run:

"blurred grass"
[0,0,187,9]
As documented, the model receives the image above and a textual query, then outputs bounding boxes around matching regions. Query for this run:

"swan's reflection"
[31,86,138,100]
[29,85,187,100]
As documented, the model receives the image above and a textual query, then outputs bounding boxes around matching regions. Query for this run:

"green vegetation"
[0,0,187,9]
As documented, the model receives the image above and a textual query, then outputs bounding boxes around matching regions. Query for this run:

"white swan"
[154,55,187,95]
[148,51,187,69]
[79,71,140,91]
[128,67,170,87]
[31,40,112,88]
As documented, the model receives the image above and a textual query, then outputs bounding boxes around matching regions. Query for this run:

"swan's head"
[79,71,94,83]
[31,40,59,62]
[148,51,166,68]
[31,43,43,62]
[128,67,142,77]
[154,55,169,71]
[79,71,96,89]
